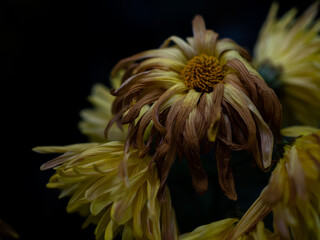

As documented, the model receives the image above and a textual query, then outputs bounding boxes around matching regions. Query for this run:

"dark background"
[1,0,316,239]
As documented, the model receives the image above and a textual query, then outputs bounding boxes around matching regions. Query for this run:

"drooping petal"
[183,108,208,195]
[215,136,237,201]
[226,83,274,169]
[223,83,256,150]
[206,82,224,142]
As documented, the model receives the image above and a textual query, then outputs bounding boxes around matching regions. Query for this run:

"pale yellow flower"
[230,127,320,239]
[107,15,282,200]
[254,2,320,126]
[33,142,178,240]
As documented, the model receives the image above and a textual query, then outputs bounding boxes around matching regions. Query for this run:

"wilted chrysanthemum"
[254,2,320,126]
[33,142,178,240]
[230,126,320,239]
[107,15,282,200]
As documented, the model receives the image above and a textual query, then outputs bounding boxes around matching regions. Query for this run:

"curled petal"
[161,36,197,59]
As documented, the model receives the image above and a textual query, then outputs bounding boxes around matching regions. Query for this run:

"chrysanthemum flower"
[230,126,320,239]
[253,2,320,126]
[107,15,282,200]
[33,142,178,240]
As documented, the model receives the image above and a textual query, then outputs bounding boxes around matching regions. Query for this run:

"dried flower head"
[107,15,282,200]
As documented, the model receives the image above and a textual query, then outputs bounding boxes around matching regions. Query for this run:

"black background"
[1,0,316,239]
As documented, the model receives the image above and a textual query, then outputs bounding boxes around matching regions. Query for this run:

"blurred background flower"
[253,2,320,127]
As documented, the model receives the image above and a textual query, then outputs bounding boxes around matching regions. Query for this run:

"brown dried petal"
[215,114,237,201]
[122,88,163,125]
[183,109,208,194]
[226,59,258,106]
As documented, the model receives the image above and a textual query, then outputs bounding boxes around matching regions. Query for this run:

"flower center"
[181,54,226,93]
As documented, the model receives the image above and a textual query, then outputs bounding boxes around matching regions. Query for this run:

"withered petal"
[192,15,206,54]
[183,109,208,195]
[152,85,185,134]
[111,71,151,96]
[215,115,237,201]
[223,83,257,150]
[226,59,258,106]
[122,88,163,125]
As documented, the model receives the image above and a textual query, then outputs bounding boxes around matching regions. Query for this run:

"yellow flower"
[33,142,178,240]
[230,127,320,239]
[253,2,320,126]
[107,15,282,200]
